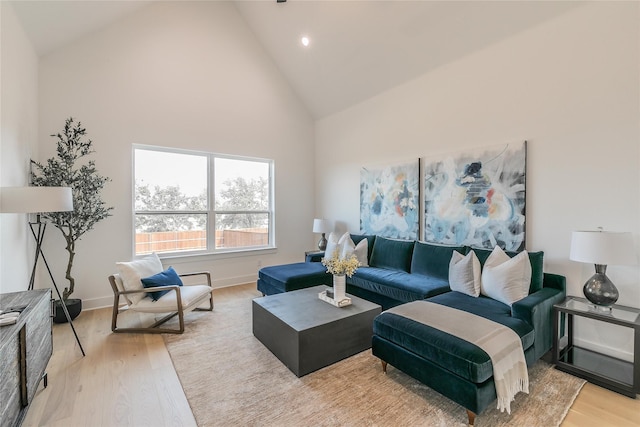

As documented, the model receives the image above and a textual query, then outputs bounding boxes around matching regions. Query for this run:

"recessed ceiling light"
[301,36,310,47]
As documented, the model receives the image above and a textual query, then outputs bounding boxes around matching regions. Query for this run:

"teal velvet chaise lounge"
[372,271,566,425]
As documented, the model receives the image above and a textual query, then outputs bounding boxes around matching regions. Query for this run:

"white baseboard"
[573,336,633,363]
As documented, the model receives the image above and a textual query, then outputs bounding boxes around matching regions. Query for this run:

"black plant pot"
[53,298,82,324]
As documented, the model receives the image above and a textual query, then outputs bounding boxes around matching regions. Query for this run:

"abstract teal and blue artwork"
[424,141,526,251]
[360,159,419,240]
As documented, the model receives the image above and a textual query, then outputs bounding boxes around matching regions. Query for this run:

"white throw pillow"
[338,232,350,247]
[341,236,355,259]
[116,253,164,305]
[449,250,481,297]
[324,232,341,259]
[341,237,368,266]
[480,246,531,306]
[354,238,369,267]
[325,232,350,259]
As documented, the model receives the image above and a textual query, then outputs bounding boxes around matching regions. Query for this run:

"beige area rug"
[164,291,585,427]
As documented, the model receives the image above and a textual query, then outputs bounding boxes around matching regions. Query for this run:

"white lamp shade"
[0,186,73,213]
[312,218,330,233]
[570,231,637,266]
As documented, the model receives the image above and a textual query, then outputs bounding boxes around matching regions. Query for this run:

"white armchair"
[108,254,213,334]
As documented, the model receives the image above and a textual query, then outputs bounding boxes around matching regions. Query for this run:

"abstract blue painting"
[360,160,420,240]
[424,142,526,251]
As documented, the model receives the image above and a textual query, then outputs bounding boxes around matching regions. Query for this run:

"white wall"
[0,2,39,293]
[316,3,639,360]
[36,2,316,308]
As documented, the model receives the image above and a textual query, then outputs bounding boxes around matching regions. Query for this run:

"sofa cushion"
[351,234,376,260]
[480,247,531,306]
[133,284,211,313]
[369,237,415,272]
[349,267,449,303]
[449,250,481,297]
[373,294,534,384]
[258,262,331,293]
[411,242,466,280]
[473,247,544,293]
[324,231,350,259]
[341,236,369,266]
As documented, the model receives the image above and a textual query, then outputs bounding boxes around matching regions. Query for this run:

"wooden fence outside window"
[136,229,267,254]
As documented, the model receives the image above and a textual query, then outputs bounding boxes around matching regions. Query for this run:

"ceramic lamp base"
[318,233,327,251]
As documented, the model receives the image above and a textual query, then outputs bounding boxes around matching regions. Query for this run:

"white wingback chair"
[108,254,213,334]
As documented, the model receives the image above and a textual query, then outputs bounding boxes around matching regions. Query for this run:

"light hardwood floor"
[23,284,640,427]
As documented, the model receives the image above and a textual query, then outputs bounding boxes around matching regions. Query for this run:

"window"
[134,146,273,255]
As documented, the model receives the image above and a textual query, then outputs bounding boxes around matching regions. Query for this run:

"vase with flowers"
[321,251,360,301]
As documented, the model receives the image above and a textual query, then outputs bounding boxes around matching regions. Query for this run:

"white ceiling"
[10,0,580,119]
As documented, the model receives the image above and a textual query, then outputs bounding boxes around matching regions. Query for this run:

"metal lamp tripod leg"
[29,220,85,357]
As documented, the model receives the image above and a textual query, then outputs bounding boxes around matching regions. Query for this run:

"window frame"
[132,144,275,257]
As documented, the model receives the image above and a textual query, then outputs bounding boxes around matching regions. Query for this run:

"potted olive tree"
[31,117,114,323]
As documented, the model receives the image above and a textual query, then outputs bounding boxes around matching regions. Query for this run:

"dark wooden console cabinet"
[0,290,53,427]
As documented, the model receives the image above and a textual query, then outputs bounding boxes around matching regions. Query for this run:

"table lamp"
[569,230,637,307]
[312,218,330,251]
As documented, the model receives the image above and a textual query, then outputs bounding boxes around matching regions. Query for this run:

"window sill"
[156,246,277,264]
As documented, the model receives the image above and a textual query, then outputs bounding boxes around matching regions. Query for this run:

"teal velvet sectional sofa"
[256,233,566,424]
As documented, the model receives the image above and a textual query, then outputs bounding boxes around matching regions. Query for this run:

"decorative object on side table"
[313,218,330,250]
[570,229,637,307]
[320,251,360,307]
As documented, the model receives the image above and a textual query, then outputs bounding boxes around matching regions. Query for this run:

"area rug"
[164,290,585,427]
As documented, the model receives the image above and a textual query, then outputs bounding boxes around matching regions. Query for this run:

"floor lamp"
[0,186,85,356]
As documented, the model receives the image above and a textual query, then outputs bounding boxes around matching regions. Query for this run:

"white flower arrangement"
[321,251,361,277]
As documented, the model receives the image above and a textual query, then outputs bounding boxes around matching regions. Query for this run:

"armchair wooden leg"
[466,409,476,426]
[111,295,120,332]
[194,291,214,312]
[381,360,388,374]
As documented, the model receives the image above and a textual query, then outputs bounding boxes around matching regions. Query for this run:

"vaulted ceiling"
[10,1,579,119]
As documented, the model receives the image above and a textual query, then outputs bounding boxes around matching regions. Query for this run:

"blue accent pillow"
[141,266,183,301]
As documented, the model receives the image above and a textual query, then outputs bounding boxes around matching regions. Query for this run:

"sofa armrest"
[305,251,325,262]
[512,279,566,360]
[178,271,212,287]
[541,272,566,292]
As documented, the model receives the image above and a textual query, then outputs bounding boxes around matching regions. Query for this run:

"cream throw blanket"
[387,301,529,414]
